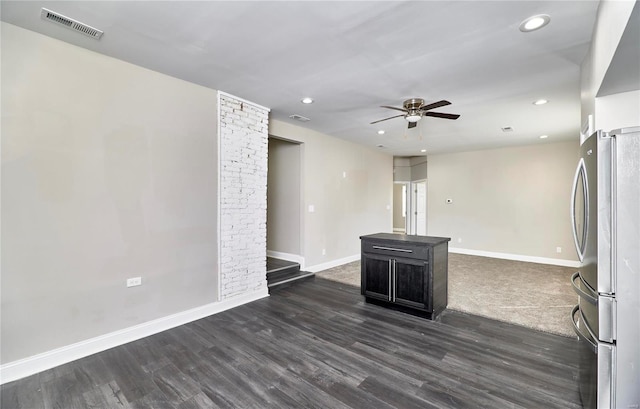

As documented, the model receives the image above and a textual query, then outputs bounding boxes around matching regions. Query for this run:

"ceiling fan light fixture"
[372,98,458,127]
[405,113,421,123]
[519,14,550,32]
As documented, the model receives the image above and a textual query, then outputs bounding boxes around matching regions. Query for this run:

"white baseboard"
[306,254,360,273]
[0,288,269,385]
[448,247,581,268]
[266,250,305,269]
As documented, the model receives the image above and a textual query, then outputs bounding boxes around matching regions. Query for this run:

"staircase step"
[268,270,315,290]
[267,257,299,272]
[266,257,314,291]
[268,266,300,281]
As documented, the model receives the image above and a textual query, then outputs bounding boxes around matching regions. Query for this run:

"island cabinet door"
[393,258,429,310]
[362,253,391,301]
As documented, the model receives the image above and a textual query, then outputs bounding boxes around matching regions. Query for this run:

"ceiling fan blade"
[380,105,408,113]
[407,121,418,129]
[370,114,405,124]
[419,100,451,112]
[423,112,460,120]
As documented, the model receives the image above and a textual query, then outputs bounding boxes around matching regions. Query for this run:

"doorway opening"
[266,136,311,289]
[393,182,409,233]
[393,156,428,236]
[392,179,427,235]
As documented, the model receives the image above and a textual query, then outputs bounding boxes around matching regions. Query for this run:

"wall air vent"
[41,8,104,40]
[289,114,311,122]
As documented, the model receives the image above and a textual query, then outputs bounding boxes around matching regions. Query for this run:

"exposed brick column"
[218,92,270,299]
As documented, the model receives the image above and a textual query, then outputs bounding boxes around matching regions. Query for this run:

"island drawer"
[362,240,429,260]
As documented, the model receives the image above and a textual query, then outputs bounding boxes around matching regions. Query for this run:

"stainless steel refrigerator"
[570,127,640,409]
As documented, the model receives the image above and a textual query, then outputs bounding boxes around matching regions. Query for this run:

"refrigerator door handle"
[571,271,598,305]
[570,159,588,261]
[571,304,597,353]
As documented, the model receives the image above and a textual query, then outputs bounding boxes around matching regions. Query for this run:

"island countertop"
[359,233,451,246]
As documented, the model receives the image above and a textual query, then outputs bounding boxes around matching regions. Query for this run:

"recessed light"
[301,97,314,104]
[376,144,385,148]
[377,130,385,135]
[501,126,514,132]
[539,135,549,139]
[420,149,427,153]
[519,14,550,32]
[533,99,548,105]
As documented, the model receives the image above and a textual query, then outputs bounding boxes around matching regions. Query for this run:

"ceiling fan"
[371,98,460,129]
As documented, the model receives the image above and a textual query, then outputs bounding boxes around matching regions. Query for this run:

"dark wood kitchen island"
[360,233,450,320]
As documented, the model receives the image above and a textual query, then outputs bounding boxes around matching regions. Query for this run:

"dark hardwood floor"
[1,277,582,409]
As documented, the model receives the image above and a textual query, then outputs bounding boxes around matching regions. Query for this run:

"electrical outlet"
[556,247,562,254]
[322,249,326,256]
[127,277,142,287]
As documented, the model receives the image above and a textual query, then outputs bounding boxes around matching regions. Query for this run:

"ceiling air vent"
[289,114,311,122]
[41,8,104,40]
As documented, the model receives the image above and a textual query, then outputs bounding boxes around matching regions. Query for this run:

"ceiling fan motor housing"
[403,98,425,111]
[403,98,423,122]
[404,98,424,122]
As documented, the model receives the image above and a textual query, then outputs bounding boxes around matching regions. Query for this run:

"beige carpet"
[315,253,576,337]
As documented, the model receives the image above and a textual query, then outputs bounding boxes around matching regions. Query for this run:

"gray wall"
[427,141,579,261]
[1,23,219,363]
[393,156,427,181]
[269,120,393,268]
[580,1,637,127]
[409,156,428,181]
[393,157,411,182]
[267,138,302,255]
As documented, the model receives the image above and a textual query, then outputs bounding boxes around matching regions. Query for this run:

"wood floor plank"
[416,377,527,409]
[184,358,262,409]
[81,381,131,409]
[1,277,582,408]
[149,363,202,407]
[128,387,176,409]
[325,381,397,409]
[258,365,353,409]
[98,347,158,404]
[176,392,217,409]
[0,373,44,409]
[41,371,87,409]
[69,354,114,389]
[358,376,439,409]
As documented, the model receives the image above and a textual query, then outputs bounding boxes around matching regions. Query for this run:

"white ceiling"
[1,1,600,156]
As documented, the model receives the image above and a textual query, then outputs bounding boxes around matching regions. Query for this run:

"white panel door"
[413,180,427,236]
